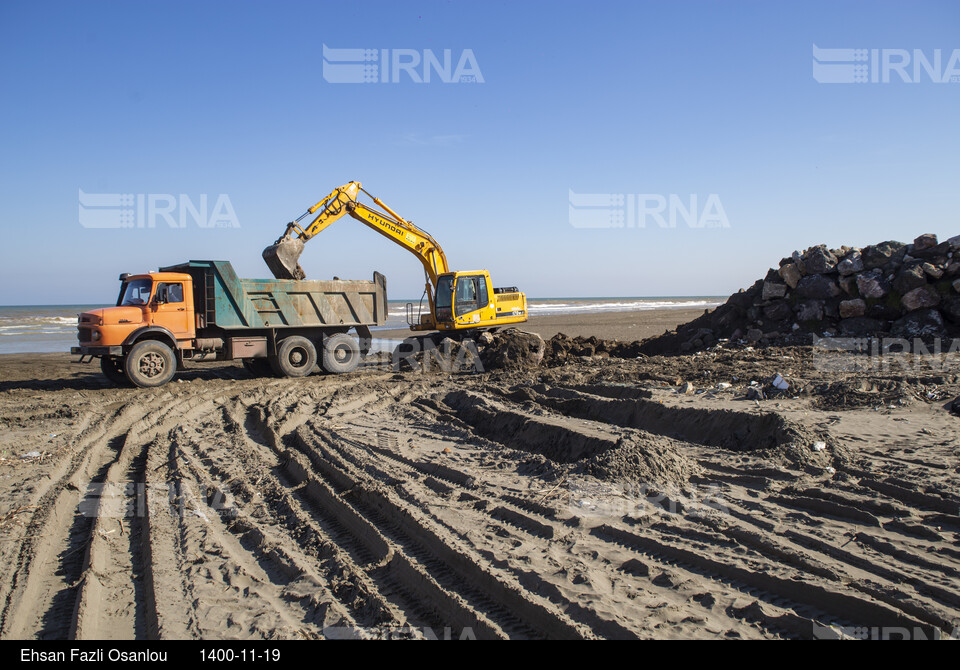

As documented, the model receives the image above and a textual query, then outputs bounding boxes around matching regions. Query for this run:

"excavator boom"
[262,181,527,332]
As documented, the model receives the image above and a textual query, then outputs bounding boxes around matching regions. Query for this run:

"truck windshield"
[435,276,454,309]
[119,278,152,306]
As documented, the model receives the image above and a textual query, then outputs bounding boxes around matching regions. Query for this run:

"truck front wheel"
[322,333,360,374]
[125,341,177,387]
[100,356,129,385]
[270,336,317,378]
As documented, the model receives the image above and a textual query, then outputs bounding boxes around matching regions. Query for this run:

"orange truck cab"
[78,272,196,351]
[73,271,196,387]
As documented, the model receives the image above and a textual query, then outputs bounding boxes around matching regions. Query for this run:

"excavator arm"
[262,181,449,287]
[263,181,528,333]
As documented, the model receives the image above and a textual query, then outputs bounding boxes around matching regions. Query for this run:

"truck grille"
[78,327,92,343]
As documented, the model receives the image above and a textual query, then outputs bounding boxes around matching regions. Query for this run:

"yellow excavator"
[262,181,527,333]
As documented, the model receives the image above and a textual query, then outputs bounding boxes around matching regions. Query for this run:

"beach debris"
[19,451,41,460]
[771,374,790,391]
[813,442,826,452]
[679,381,695,394]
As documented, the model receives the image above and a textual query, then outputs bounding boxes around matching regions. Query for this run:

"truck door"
[151,282,193,339]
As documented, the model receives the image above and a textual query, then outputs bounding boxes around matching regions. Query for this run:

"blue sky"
[1,0,958,304]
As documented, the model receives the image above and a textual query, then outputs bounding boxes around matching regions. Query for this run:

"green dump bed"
[160,260,388,330]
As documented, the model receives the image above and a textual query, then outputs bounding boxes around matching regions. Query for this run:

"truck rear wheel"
[100,356,129,385]
[270,336,317,378]
[322,333,360,374]
[125,341,177,388]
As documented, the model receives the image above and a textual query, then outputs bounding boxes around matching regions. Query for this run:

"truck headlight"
[92,331,101,341]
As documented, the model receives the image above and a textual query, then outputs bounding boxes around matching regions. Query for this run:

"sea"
[0,297,724,355]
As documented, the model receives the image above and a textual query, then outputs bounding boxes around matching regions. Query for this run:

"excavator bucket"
[262,234,306,280]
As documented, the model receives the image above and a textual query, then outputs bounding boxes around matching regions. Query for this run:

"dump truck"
[72,260,387,387]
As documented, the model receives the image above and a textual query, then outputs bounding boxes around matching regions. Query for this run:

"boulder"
[890,309,945,338]
[796,300,824,322]
[911,241,951,262]
[796,274,841,299]
[862,241,907,270]
[913,233,938,251]
[761,281,788,300]
[922,262,944,279]
[856,270,889,299]
[763,300,793,322]
[802,246,838,275]
[778,263,802,289]
[892,262,928,294]
[836,251,864,276]
[900,285,940,312]
[838,317,884,337]
[838,299,866,319]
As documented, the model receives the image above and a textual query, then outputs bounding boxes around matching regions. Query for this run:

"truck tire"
[322,333,360,374]
[100,356,129,385]
[243,358,274,378]
[270,336,317,378]
[125,341,177,388]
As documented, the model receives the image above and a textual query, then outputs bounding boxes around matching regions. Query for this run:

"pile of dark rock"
[544,334,645,364]
[642,234,960,355]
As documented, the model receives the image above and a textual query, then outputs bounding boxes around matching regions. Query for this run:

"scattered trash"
[771,374,789,391]
[813,442,826,452]
[19,451,41,460]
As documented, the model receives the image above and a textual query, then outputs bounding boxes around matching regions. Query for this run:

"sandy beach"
[0,306,957,640]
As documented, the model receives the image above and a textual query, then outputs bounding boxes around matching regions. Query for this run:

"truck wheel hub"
[139,353,165,377]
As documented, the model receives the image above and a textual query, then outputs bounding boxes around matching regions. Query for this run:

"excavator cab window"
[455,275,482,315]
